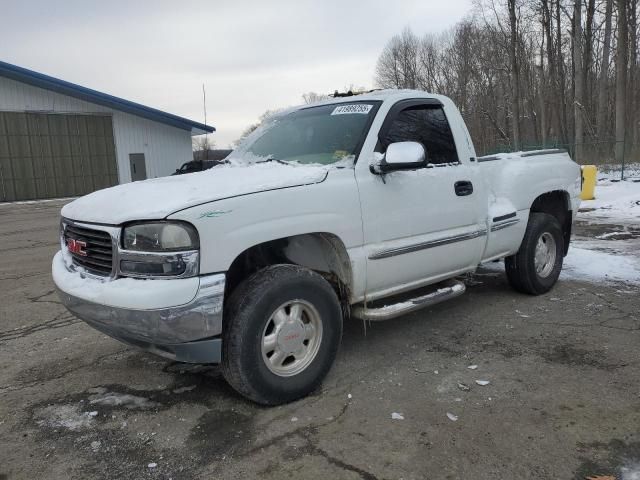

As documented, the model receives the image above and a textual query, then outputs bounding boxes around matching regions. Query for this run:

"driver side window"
[380,105,459,165]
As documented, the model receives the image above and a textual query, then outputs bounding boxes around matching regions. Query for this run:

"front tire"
[505,212,564,295]
[222,264,342,405]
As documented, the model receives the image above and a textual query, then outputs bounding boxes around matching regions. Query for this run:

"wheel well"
[530,190,572,255]
[225,233,353,316]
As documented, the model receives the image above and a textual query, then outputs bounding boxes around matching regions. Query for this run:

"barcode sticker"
[331,104,373,115]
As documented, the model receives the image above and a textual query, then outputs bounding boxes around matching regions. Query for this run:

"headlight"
[119,222,199,278]
[123,222,199,251]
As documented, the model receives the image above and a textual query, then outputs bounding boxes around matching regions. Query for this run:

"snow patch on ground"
[172,385,197,394]
[35,404,95,431]
[561,244,640,285]
[580,168,640,224]
[482,244,639,286]
[88,391,159,409]
[567,175,640,285]
[621,462,640,480]
[0,196,77,207]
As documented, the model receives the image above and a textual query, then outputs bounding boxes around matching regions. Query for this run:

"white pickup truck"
[53,90,581,404]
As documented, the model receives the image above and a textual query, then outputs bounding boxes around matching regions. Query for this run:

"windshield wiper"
[256,156,290,165]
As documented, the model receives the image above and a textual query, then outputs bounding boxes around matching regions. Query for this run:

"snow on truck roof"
[272,90,449,118]
[316,89,446,104]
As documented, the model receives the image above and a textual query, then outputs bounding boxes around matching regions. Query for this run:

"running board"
[352,279,466,321]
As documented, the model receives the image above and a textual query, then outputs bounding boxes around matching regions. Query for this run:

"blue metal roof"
[0,60,215,135]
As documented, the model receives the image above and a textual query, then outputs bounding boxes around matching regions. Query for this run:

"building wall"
[0,75,193,183]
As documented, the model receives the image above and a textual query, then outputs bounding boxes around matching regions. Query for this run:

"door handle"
[454,180,473,196]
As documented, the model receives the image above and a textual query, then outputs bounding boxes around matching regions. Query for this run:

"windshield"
[238,102,381,166]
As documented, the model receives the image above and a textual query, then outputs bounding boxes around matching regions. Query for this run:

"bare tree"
[372,0,639,164]
[573,0,584,161]
[584,0,596,105]
[375,27,421,88]
[542,0,560,141]
[596,0,613,139]
[192,135,215,152]
[629,0,639,149]
[615,0,628,164]
[233,109,281,147]
[507,0,522,150]
[302,92,329,104]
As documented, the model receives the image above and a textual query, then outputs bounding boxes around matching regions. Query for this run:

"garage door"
[0,112,119,201]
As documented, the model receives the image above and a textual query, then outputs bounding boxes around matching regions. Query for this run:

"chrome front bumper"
[56,272,226,364]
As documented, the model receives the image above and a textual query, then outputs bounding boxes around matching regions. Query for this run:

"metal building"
[0,61,214,202]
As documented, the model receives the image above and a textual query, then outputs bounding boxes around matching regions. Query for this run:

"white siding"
[0,75,193,183]
[111,111,192,182]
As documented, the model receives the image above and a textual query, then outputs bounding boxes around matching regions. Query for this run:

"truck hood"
[61,162,329,224]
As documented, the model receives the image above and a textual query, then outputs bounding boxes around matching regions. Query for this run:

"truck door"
[355,99,485,300]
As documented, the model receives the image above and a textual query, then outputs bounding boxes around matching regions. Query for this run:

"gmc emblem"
[67,238,88,256]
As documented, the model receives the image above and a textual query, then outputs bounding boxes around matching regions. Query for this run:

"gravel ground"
[0,200,638,480]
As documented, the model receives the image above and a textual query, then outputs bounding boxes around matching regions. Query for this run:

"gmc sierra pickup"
[53,90,582,405]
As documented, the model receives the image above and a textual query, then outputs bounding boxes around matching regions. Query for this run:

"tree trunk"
[628,0,638,148]
[573,0,584,162]
[556,0,569,145]
[596,0,613,140]
[538,28,548,146]
[538,66,548,146]
[584,0,596,111]
[508,0,521,150]
[542,0,559,142]
[615,0,628,166]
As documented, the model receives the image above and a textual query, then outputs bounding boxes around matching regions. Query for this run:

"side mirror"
[370,141,427,174]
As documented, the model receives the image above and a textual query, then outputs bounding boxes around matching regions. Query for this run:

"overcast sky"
[2,0,472,148]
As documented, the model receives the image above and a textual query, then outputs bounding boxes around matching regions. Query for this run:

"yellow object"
[580,165,597,200]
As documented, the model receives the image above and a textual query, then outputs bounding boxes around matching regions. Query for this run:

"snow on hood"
[61,162,328,224]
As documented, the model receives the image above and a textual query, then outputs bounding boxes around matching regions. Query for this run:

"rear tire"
[505,212,564,295]
[222,264,342,405]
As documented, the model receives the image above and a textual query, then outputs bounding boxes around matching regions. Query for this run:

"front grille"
[63,224,114,276]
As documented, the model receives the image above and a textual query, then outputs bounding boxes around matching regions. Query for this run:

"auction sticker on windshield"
[331,104,373,115]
